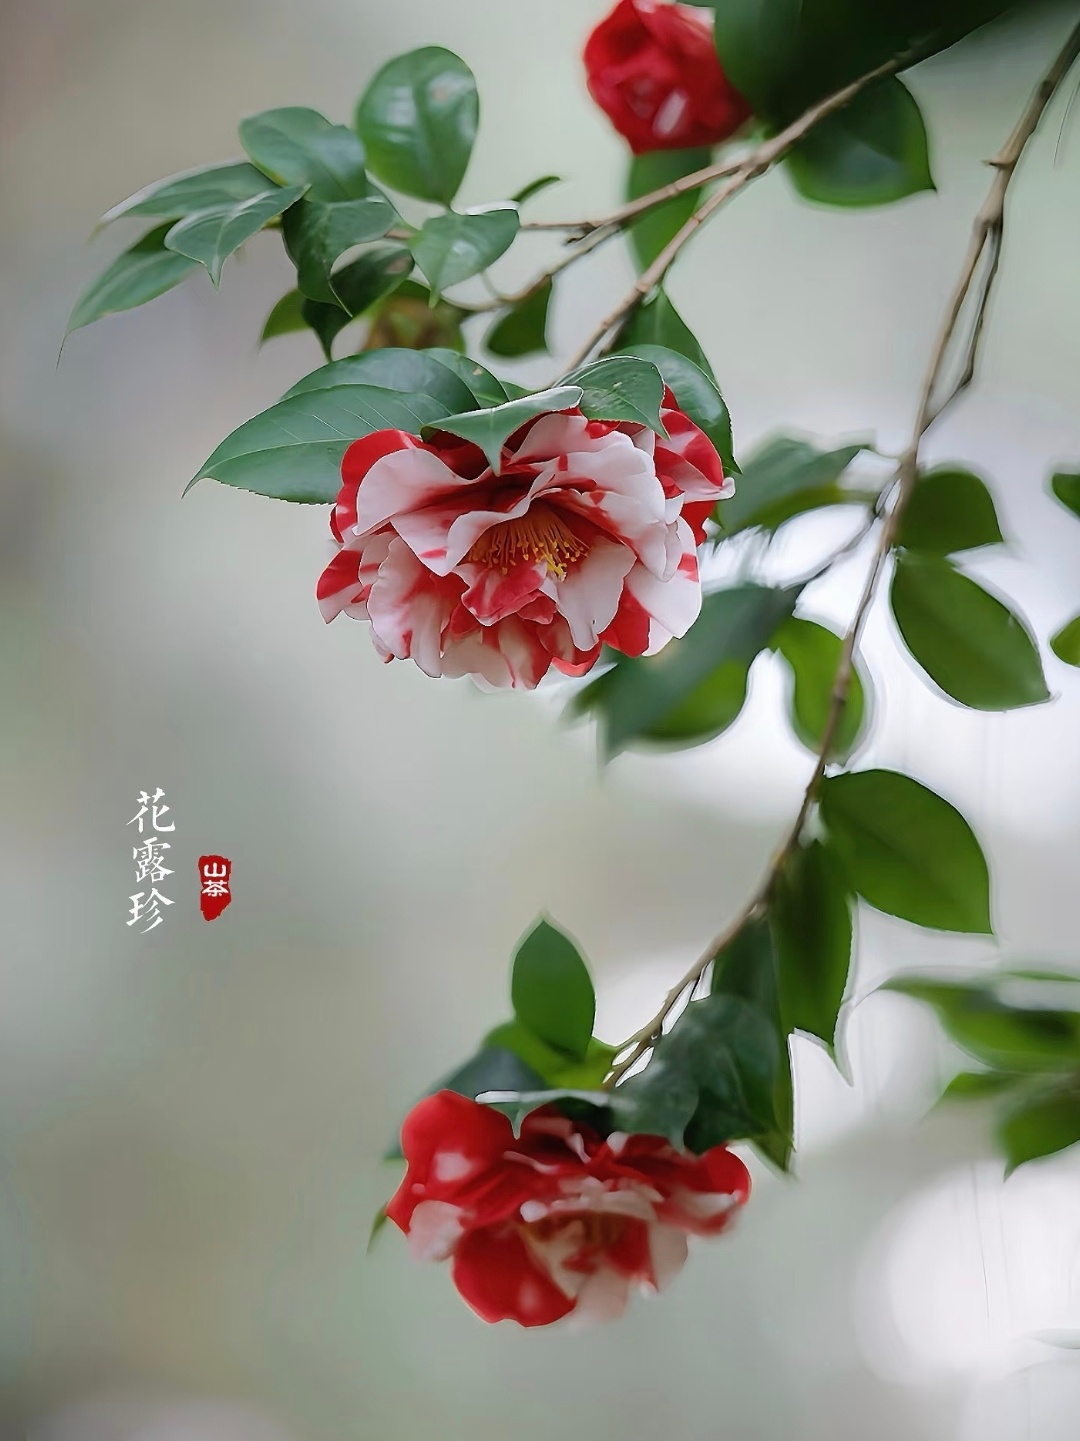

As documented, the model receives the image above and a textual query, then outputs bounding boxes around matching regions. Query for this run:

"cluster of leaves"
[574,448,1051,756]
[627,0,1024,274]
[888,967,1080,1173]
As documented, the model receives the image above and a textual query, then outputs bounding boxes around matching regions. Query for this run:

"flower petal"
[452,1225,577,1327]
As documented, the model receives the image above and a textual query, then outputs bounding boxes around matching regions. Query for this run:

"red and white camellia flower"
[386,1091,751,1327]
[583,0,752,155]
[318,392,731,688]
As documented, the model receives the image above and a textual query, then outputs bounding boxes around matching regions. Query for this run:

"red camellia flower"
[318,393,731,688]
[584,0,752,154]
[386,1091,751,1327]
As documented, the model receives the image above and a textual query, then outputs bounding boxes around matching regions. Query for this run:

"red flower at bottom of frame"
[386,1090,751,1327]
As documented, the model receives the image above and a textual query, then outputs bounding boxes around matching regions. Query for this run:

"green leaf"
[614,994,781,1151]
[771,840,853,1052]
[710,917,793,1171]
[284,347,477,412]
[422,348,510,408]
[367,1204,391,1253]
[821,769,992,934]
[261,290,308,342]
[897,467,1004,554]
[787,78,934,208]
[66,223,201,335]
[330,242,413,314]
[283,195,396,304]
[423,386,582,472]
[300,298,355,361]
[485,279,552,357]
[626,147,710,270]
[510,174,562,206]
[1050,471,1080,522]
[565,356,666,434]
[890,551,1049,710]
[356,46,478,203]
[575,584,798,755]
[638,659,750,747]
[239,107,368,201]
[483,1021,616,1090]
[408,205,519,299]
[773,615,868,761]
[885,977,1080,1071]
[615,289,713,377]
[614,342,735,474]
[510,918,595,1061]
[1051,615,1080,668]
[191,384,450,502]
[163,183,306,285]
[716,436,865,535]
[999,1085,1080,1173]
[100,161,277,223]
[940,1069,1024,1103]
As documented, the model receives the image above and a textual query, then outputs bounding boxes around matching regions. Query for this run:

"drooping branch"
[604,18,1080,1089]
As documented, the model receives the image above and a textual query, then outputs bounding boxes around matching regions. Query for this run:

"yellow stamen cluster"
[466,506,590,579]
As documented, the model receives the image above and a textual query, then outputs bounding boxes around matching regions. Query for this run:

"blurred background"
[4,0,1080,1436]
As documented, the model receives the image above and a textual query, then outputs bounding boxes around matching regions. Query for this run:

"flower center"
[465,505,589,580]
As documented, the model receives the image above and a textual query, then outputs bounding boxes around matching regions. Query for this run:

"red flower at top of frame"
[317,393,730,689]
[584,0,752,155]
[386,1090,751,1327]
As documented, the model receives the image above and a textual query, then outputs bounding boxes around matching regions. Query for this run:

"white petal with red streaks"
[552,535,636,650]
[352,446,481,539]
[365,537,460,677]
[624,518,702,652]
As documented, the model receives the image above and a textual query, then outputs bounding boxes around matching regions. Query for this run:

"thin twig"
[563,49,923,373]
[604,19,1080,1089]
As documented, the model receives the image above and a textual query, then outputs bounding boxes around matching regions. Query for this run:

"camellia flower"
[317,392,731,688]
[386,1090,751,1327]
[583,0,752,155]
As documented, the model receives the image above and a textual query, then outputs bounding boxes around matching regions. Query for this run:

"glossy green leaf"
[163,183,306,284]
[898,467,1004,554]
[423,348,509,408]
[367,1205,391,1252]
[890,552,1049,710]
[239,106,368,201]
[1051,615,1080,668]
[423,386,582,472]
[408,205,519,299]
[330,242,413,314]
[355,46,478,203]
[261,290,307,342]
[565,356,666,434]
[479,1088,614,1137]
[510,918,595,1061]
[67,224,201,335]
[885,977,1080,1071]
[710,917,793,1171]
[283,194,396,303]
[821,769,992,934]
[716,436,865,535]
[483,1021,616,1090]
[485,279,551,357]
[100,161,276,223]
[773,615,868,761]
[1050,471,1080,521]
[787,79,934,207]
[191,384,450,502]
[639,659,750,747]
[626,147,710,270]
[615,342,735,474]
[614,994,781,1151]
[283,347,476,412]
[999,1086,1080,1173]
[510,174,562,206]
[614,289,713,377]
[574,584,798,755]
[771,840,853,1051]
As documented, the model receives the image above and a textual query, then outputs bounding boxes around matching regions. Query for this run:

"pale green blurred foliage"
[2,1,1080,1437]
